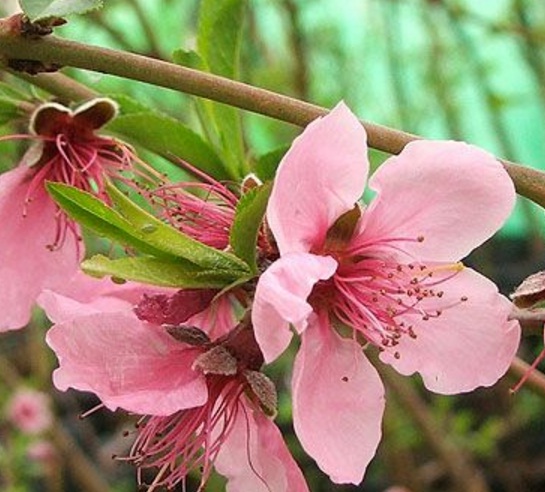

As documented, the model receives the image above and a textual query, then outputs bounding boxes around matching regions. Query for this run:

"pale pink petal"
[0,166,80,331]
[268,102,369,255]
[379,267,520,394]
[214,402,309,492]
[38,271,163,324]
[57,270,154,305]
[292,316,385,484]
[252,253,338,363]
[357,141,515,262]
[188,294,238,340]
[46,311,207,415]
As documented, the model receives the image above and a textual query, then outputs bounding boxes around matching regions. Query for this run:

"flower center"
[310,235,469,354]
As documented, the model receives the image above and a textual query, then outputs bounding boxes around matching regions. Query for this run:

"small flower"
[252,103,521,484]
[44,280,308,492]
[0,98,157,331]
[5,388,52,435]
[27,440,57,465]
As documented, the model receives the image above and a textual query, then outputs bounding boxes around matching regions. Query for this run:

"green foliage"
[253,145,289,181]
[20,0,103,21]
[83,254,239,288]
[106,112,229,181]
[47,183,251,285]
[106,184,250,273]
[0,98,22,126]
[172,50,206,72]
[46,182,168,257]
[172,0,247,178]
[229,182,272,273]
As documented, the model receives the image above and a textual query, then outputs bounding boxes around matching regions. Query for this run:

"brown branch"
[0,28,544,207]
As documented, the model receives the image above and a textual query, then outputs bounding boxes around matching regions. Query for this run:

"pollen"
[319,234,469,351]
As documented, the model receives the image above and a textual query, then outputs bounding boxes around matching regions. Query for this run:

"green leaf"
[106,184,250,274]
[172,50,206,71]
[0,98,23,126]
[46,182,171,258]
[47,182,250,279]
[193,0,247,177]
[229,182,272,273]
[83,255,237,289]
[105,93,151,115]
[0,82,31,101]
[254,146,289,181]
[20,0,102,21]
[106,112,230,181]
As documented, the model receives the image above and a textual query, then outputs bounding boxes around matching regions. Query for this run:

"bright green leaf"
[82,255,237,289]
[229,182,272,273]
[105,93,151,115]
[193,0,247,177]
[20,0,102,21]
[46,182,172,257]
[106,112,230,181]
[106,184,250,275]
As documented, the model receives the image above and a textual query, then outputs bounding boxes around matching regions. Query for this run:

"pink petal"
[292,316,385,484]
[46,311,207,415]
[252,253,338,363]
[358,141,515,262]
[188,294,238,340]
[214,402,309,492]
[268,102,369,255]
[0,166,80,331]
[379,267,520,394]
[38,272,153,324]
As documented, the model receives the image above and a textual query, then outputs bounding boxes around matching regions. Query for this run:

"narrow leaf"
[107,184,250,274]
[46,182,172,257]
[229,182,272,272]
[194,0,247,176]
[82,255,237,289]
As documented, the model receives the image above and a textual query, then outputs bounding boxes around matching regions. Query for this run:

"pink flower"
[252,103,521,484]
[5,388,52,435]
[44,280,308,492]
[0,98,151,331]
[27,440,57,465]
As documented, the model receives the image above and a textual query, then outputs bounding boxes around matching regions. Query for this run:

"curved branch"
[0,27,544,207]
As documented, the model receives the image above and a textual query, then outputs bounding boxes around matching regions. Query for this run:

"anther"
[417,235,425,242]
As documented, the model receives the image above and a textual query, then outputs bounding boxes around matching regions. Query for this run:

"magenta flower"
[44,280,308,492]
[0,98,149,331]
[252,103,521,484]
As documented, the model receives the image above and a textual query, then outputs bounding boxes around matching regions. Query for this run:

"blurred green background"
[1,1,545,491]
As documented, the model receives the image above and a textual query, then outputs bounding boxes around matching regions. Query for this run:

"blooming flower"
[5,388,52,435]
[252,103,521,484]
[0,98,154,331]
[44,278,308,492]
